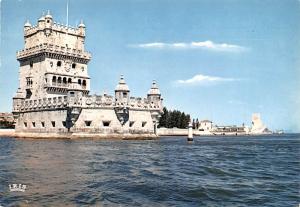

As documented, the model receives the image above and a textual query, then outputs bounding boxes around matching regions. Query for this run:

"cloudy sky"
[0,0,299,132]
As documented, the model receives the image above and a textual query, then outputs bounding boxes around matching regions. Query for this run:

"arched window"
[82,80,86,89]
[57,77,62,86]
[68,78,72,84]
[63,77,67,86]
[78,79,82,85]
[57,61,62,67]
[72,63,76,69]
[52,76,57,85]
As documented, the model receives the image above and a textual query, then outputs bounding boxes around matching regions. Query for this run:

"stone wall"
[15,107,156,135]
[15,109,68,132]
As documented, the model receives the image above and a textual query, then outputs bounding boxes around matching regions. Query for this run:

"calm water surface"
[0,135,299,206]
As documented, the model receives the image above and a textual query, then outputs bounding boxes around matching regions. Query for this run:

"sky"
[0,0,299,132]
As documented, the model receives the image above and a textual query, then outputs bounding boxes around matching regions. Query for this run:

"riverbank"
[0,129,158,140]
[157,127,277,136]
[0,129,15,137]
[0,128,280,139]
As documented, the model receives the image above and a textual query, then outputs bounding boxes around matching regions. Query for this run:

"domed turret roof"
[78,20,85,28]
[38,15,45,22]
[45,10,52,19]
[24,20,31,27]
[148,80,161,95]
[115,75,130,91]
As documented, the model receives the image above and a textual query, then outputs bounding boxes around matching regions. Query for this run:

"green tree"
[158,107,168,128]
[158,107,191,129]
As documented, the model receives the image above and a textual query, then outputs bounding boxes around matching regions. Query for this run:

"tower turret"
[115,75,130,105]
[37,14,45,28]
[24,20,31,31]
[147,80,163,135]
[12,88,25,119]
[147,80,161,104]
[45,10,53,28]
[78,20,86,36]
[66,81,84,131]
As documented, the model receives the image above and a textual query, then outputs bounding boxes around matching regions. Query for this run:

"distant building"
[0,113,15,129]
[250,113,272,134]
[198,120,213,131]
[0,113,14,122]
[211,125,249,136]
[197,120,213,135]
[194,113,272,136]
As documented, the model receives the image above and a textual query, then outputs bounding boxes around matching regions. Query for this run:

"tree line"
[158,107,191,129]
[0,120,15,129]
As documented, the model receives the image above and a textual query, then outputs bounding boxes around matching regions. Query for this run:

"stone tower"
[14,11,91,107]
[114,75,130,125]
[147,80,161,105]
[147,80,163,134]
[12,12,164,138]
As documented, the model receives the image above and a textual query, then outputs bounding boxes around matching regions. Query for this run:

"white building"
[198,120,213,135]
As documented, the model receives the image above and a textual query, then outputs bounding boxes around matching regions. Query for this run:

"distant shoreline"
[0,129,296,140]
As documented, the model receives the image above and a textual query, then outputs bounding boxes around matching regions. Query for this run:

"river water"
[0,135,299,206]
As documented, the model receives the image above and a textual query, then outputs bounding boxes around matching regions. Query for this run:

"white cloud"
[175,74,236,86]
[130,40,246,52]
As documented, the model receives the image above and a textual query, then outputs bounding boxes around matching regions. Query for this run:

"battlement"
[14,96,68,113]
[22,12,86,52]
[24,21,84,37]
[13,93,162,113]
[81,95,162,110]
[16,42,91,60]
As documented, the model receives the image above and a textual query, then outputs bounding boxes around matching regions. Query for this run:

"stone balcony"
[44,82,89,96]
[16,43,91,60]
[44,82,87,89]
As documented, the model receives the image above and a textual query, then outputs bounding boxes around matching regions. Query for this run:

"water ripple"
[0,134,299,206]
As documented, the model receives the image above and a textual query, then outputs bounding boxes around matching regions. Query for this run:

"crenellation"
[16,95,68,112]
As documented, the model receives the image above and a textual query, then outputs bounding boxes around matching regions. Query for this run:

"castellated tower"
[12,12,163,139]
[15,11,91,101]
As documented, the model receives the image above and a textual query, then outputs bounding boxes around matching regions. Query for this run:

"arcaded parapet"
[12,12,164,138]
